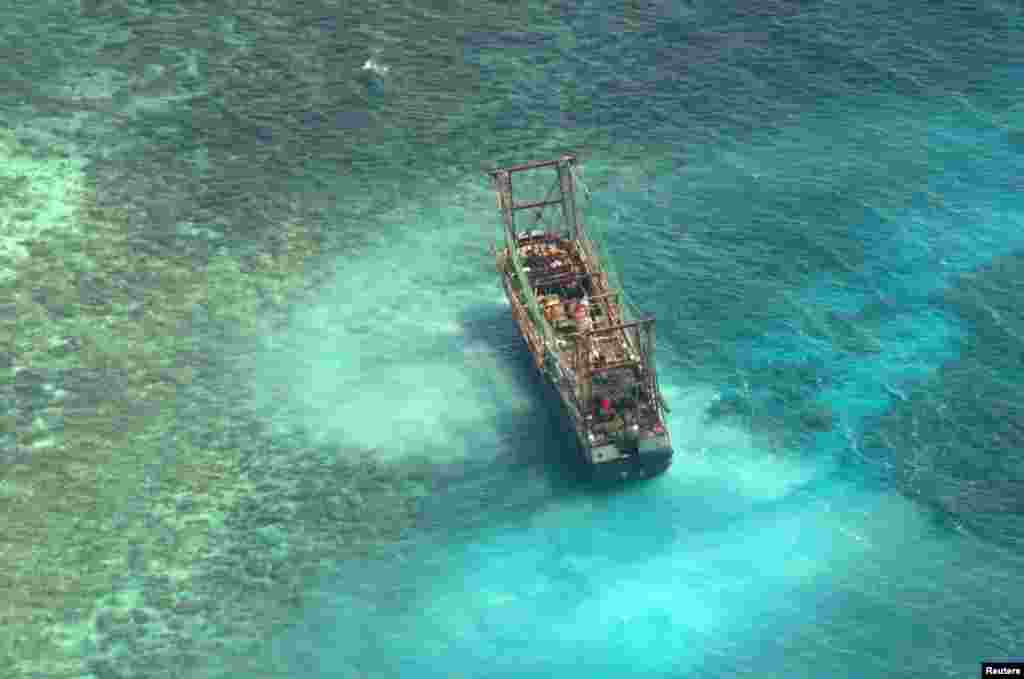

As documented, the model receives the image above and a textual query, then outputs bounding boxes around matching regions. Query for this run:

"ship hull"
[530,336,674,483]
[486,155,674,484]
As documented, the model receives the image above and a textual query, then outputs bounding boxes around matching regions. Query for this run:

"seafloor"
[2,1,1023,678]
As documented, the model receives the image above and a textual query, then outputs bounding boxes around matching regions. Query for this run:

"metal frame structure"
[487,154,672,478]
[487,154,585,244]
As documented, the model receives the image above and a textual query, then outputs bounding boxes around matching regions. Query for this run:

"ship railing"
[529,271,591,289]
[589,359,641,375]
[565,317,653,340]
[587,290,619,303]
[569,317,657,409]
[576,232,642,321]
[508,235,558,347]
[505,277,545,368]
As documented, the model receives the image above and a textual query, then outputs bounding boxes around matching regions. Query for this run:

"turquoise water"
[4,1,1023,677]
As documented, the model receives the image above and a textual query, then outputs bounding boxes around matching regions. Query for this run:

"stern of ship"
[584,429,673,483]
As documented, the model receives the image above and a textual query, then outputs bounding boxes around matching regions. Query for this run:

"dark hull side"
[532,355,673,484]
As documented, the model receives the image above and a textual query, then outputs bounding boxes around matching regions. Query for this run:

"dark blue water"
[2,1,1022,677]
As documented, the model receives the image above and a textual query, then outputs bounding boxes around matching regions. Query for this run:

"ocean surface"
[2,1,1023,678]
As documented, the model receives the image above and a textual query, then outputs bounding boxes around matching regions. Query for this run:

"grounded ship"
[487,155,673,481]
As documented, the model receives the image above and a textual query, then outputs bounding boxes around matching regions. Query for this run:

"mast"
[557,158,580,241]
[493,170,516,247]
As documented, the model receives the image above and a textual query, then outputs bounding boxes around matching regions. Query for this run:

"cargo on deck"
[486,155,673,481]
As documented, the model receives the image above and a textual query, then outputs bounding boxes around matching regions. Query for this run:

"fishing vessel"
[486,155,673,481]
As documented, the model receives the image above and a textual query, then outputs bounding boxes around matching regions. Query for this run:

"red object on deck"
[601,398,612,414]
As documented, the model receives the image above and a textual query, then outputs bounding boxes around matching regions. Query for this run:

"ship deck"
[516,233,636,371]
[512,232,664,434]
[487,156,672,479]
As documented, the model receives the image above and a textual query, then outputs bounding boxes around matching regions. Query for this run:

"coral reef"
[0,3,561,674]
[862,251,1024,545]
[0,130,88,282]
[0,130,425,678]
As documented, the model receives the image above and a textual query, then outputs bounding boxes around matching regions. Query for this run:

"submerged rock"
[129,607,151,625]
[13,367,51,400]
[862,251,1024,545]
[800,405,835,431]
[705,391,751,420]
[1008,128,1024,150]
[94,608,114,634]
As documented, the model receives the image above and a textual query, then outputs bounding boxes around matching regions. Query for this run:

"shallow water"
[2,1,1023,677]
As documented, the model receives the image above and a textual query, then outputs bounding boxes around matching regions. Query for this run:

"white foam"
[246,182,533,463]
[293,459,934,677]
[658,383,829,503]
[361,58,390,76]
